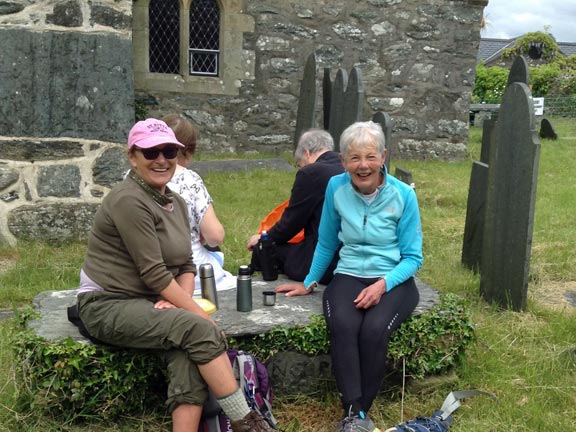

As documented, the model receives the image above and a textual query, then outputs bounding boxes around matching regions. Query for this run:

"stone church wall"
[0,0,487,245]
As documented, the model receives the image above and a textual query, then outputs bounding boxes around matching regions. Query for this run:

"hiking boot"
[337,411,381,432]
[231,410,276,432]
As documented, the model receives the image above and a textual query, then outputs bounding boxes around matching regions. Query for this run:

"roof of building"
[478,37,576,64]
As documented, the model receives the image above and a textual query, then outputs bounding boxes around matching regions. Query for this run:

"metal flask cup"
[199,263,219,309]
[236,265,253,312]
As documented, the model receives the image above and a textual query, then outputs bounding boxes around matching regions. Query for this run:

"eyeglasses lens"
[139,147,179,160]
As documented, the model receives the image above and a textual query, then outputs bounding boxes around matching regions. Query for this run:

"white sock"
[217,388,251,421]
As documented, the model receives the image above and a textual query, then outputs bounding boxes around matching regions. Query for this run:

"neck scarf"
[128,169,174,207]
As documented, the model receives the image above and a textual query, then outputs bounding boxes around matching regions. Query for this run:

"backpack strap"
[437,389,497,420]
[236,351,278,429]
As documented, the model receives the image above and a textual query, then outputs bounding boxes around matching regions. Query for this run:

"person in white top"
[163,114,236,294]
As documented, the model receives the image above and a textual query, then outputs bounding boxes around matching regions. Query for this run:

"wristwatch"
[305,281,318,293]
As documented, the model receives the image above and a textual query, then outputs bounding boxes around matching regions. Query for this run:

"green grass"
[0,123,575,431]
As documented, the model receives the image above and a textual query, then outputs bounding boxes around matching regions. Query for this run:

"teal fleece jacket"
[303,170,423,291]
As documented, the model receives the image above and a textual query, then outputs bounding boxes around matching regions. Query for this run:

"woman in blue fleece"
[277,121,422,432]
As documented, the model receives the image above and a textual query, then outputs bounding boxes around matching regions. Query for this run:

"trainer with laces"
[338,407,381,432]
[275,121,422,432]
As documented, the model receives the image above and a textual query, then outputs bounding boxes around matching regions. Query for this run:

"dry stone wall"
[0,0,488,245]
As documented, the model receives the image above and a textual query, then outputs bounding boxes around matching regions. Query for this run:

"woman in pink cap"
[73,119,275,432]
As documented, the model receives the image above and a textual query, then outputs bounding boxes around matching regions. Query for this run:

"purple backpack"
[199,350,277,432]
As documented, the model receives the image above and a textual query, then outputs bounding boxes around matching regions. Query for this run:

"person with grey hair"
[247,128,344,283]
[277,121,423,432]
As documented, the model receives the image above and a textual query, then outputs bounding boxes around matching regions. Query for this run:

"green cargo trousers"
[77,290,227,412]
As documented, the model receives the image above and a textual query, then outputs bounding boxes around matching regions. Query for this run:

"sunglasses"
[134,146,179,160]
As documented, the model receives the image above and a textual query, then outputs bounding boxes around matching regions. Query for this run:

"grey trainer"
[337,412,381,432]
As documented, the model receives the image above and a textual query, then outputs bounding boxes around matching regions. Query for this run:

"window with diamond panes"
[189,0,220,76]
[149,0,180,74]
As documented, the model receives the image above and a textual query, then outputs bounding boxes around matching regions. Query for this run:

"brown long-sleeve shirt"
[82,177,196,298]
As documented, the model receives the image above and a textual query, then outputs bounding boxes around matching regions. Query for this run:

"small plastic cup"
[262,291,276,306]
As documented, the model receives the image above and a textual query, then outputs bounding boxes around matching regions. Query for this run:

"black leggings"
[323,274,419,412]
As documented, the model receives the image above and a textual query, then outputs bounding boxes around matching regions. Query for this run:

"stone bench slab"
[29,275,439,343]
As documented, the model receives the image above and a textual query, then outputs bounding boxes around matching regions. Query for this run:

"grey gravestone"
[480,82,540,311]
[461,161,489,271]
[506,55,530,88]
[394,167,415,189]
[328,68,348,151]
[322,68,332,131]
[294,53,317,147]
[480,118,496,164]
[539,118,558,140]
[372,111,394,172]
[341,67,364,139]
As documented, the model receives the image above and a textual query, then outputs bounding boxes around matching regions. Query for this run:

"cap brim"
[130,136,185,149]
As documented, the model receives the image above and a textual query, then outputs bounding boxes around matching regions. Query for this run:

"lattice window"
[189,0,220,76]
[149,0,180,74]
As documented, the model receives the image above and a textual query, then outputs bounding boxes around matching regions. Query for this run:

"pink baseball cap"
[127,118,185,149]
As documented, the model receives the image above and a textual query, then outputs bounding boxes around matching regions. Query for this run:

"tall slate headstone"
[294,53,317,147]
[328,68,348,151]
[372,111,394,172]
[461,161,489,271]
[461,118,495,271]
[506,56,530,89]
[341,67,364,136]
[323,68,332,131]
[480,82,540,311]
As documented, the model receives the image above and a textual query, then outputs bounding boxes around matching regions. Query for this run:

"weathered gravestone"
[480,81,540,311]
[294,53,317,145]
[372,111,395,173]
[539,118,558,140]
[462,56,527,273]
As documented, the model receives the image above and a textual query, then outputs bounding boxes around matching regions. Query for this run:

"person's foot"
[231,410,276,432]
[337,411,381,432]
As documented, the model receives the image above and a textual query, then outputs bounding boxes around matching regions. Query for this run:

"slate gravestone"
[394,167,415,189]
[328,68,348,151]
[323,68,332,131]
[480,82,540,311]
[479,118,496,164]
[294,53,317,147]
[461,117,495,271]
[461,161,489,271]
[539,118,558,140]
[373,111,394,172]
[341,67,364,139]
[506,56,530,89]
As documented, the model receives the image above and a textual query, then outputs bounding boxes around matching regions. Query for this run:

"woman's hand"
[354,278,387,309]
[276,283,311,297]
[247,234,261,251]
[154,299,177,309]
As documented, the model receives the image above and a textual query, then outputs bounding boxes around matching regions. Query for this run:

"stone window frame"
[133,0,255,96]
